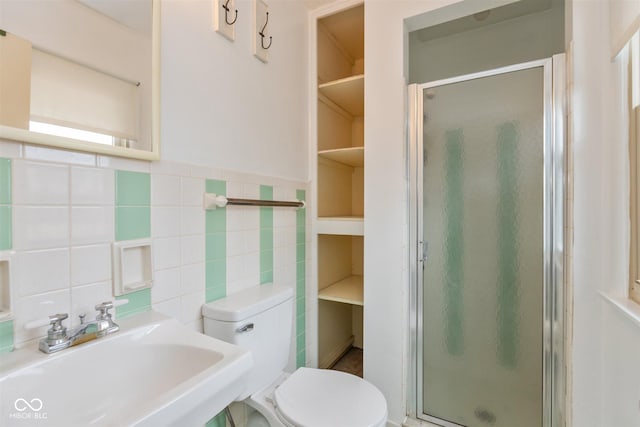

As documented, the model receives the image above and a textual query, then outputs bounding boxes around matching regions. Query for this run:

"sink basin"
[0,311,252,426]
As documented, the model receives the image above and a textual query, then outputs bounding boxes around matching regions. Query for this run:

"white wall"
[160,0,309,183]
[571,1,640,426]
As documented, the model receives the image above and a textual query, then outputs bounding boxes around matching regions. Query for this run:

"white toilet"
[202,283,387,427]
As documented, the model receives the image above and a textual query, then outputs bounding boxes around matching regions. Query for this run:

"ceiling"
[412,0,561,42]
[76,0,152,35]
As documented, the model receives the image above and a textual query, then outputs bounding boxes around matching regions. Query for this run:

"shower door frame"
[407,55,566,427]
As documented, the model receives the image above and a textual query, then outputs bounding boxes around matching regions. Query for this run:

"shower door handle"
[419,241,429,264]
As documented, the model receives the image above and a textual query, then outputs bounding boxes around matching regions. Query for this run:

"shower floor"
[330,347,363,378]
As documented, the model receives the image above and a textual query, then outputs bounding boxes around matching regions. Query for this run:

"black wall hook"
[223,0,238,25]
[259,11,272,50]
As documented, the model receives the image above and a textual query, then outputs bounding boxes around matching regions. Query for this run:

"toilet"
[202,283,388,427]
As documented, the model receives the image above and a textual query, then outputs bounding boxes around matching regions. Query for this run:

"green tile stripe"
[497,122,520,368]
[0,320,14,353]
[296,189,306,368]
[115,170,151,242]
[206,179,227,303]
[206,412,226,427]
[0,158,11,251]
[260,185,273,284]
[444,129,464,356]
[0,158,11,204]
[116,289,151,319]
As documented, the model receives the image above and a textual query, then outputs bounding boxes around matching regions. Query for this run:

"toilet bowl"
[202,283,387,427]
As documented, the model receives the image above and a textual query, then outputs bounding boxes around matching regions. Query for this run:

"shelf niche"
[318,234,363,368]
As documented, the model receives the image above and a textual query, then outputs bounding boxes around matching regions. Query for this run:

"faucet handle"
[95,299,129,320]
[25,313,68,330]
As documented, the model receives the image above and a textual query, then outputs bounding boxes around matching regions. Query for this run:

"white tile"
[150,160,190,176]
[13,160,69,205]
[181,290,205,323]
[227,256,244,284]
[226,206,245,232]
[274,209,296,228]
[0,139,22,157]
[71,244,112,286]
[151,267,181,303]
[243,183,260,199]
[97,156,150,173]
[273,227,293,249]
[244,229,260,253]
[181,177,204,206]
[244,252,260,282]
[244,208,260,231]
[153,237,181,270]
[181,235,204,265]
[153,297,182,320]
[227,231,244,257]
[151,174,181,206]
[13,206,69,250]
[184,317,203,333]
[70,281,113,327]
[181,262,204,294]
[70,167,114,205]
[17,249,70,297]
[180,207,204,236]
[71,206,114,245]
[151,207,181,238]
[226,181,243,198]
[15,289,70,345]
[23,145,96,166]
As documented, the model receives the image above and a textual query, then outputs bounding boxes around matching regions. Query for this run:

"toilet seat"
[273,367,387,427]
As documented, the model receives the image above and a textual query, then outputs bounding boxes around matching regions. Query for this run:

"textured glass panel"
[422,67,544,427]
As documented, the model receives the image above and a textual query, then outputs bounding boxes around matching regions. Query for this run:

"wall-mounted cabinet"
[315,3,365,373]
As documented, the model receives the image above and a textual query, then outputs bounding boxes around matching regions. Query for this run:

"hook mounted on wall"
[223,0,238,25]
[259,12,273,50]
[253,0,270,62]
[214,0,236,41]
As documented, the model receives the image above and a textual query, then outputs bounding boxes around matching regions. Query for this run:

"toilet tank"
[202,284,294,400]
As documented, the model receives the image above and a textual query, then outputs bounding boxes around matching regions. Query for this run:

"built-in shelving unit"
[318,275,363,306]
[315,3,365,370]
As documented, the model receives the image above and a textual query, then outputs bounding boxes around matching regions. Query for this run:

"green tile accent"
[0,320,14,353]
[206,179,227,303]
[0,158,11,205]
[497,122,520,368]
[0,206,11,251]
[206,412,226,427]
[206,233,226,261]
[260,185,273,285]
[206,259,226,288]
[116,289,151,319]
[206,179,226,196]
[114,170,150,244]
[444,129,464,356]
[115,170,150,206]
[206,209,226,234]
[115,206,151,241]
[206,285,226,302]
[296,189,306,368]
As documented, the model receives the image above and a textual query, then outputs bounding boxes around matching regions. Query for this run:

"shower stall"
[408,56,566,427]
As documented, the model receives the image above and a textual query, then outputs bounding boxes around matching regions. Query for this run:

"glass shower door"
[418,63,548,427]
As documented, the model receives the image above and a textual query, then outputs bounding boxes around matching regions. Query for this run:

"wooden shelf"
[319,74,364,117]
[318,275,363,306]
[318,146,364,167]
[317,216,364,236]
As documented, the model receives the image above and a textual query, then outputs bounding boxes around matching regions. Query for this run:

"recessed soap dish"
[0,252,13,320]
[112,239,153,296]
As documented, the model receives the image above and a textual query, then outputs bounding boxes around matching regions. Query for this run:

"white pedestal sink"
[0,311,252,426]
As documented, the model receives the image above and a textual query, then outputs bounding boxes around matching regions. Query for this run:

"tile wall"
[0,140,310,375]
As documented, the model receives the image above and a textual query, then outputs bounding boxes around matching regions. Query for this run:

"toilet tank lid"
[202,283,294,322]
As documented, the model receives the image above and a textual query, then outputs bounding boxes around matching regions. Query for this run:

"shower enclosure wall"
[408,56,565,427]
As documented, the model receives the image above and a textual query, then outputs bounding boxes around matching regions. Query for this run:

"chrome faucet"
[29,301,122,354]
